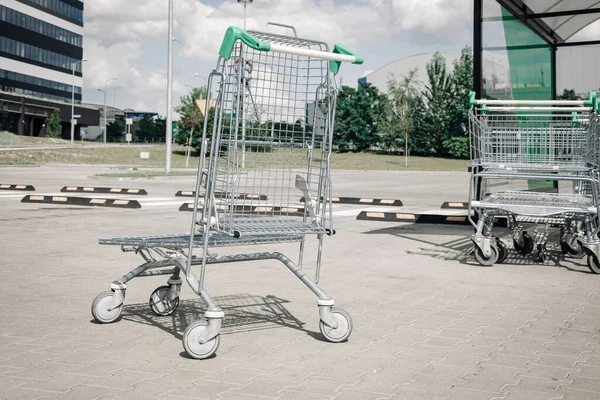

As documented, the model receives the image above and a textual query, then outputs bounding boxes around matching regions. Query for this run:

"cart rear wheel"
[149,285,179,316]
[319,307,353,343]
[514,232,534,256]
[183,320,220,360]
[587,254,600,274]
[496,240,508,264]
[91,291,122,324]
[474,243,499,266]
[561,240,584,258]
[568,240,585,258]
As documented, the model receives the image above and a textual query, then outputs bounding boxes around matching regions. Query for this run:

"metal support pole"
[103,84,107,144]
[473,0,483,99]
[473,0,483,203]
[165,0,174,174]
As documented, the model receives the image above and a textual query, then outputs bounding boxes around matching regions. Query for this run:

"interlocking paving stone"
[2,166,600,400]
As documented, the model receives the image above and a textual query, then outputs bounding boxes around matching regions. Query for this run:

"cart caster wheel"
[319,307,353,343]
[566,240,585,259]
[496,240,508,264]
[474,243,499,266]
[182,320,220,360]
[537,250,546,263]
[149,285,179,316]
[514,232,534,256]
[91,291,123,324]
[587,254,600,275]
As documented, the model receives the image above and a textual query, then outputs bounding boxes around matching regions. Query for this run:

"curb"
[0,184,35,191]
[22,195,141,209]
[179,203,303,215]
[301,196,403,206]
[61,186,147,195]
[441,202,469,209]
[175,190,268,200]
[356,211,508,227]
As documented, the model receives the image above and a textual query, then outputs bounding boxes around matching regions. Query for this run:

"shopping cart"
[91,23,363,359]
[467,92,600,271]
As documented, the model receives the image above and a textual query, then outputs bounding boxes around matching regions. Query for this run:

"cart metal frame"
[91,23,363,359]
[467,92,600,269]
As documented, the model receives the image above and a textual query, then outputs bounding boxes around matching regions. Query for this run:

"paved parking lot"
[1,164,599,399]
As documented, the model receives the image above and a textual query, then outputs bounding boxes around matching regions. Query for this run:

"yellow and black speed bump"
[301,196,403,206]
[61,186,147,195]
[179,203,303,215]
[175,190,268,200]
[21,195,141,209]
[356,211,508,227]
[0,184,35,191]
[441,202,469,209]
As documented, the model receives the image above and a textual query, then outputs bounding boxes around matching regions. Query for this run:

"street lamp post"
[237,0,253,30]
[165,0,174,173]
[99,77,117,143]
[70,58,87,145]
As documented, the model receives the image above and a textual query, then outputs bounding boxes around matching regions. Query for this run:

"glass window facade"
[18,0,83,24]
[0,69,81,95]
[481,0,553,101]
[0,84,77,103]
[0,36,82,72]
[0,6,82,47]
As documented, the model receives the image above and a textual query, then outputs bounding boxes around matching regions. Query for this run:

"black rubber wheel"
[474,244,499,266]
[568,240,585,258]
[514,232,534,256]
[149,285,180,316]
[587,254,600,274]
[560,241,570,255]
[496,240,508,264]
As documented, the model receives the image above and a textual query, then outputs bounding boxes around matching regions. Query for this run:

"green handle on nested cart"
[329,44,364,74]
[468,91,476,110]
[219,26,271,60]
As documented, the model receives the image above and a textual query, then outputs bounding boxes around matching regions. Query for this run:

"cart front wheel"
[183,320,220,360]
[91,291,123,324]
[587,254,600,274]
[514,232,534,256]
[496,240,508,264]
[319,307,353,343]
[149,285,180,316]
[474,243,499,266]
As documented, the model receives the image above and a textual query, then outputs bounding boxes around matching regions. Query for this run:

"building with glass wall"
[474,1,600,101]
[0,0,98,137]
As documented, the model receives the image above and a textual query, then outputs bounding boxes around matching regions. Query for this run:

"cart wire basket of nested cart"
[91,22,364,360]
[466,91,600,270]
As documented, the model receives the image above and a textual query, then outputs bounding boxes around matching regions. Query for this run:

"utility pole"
[70,58,86,144]
[165,0,174,173]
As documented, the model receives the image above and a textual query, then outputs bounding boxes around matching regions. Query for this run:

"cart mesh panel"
[204,32,334,235]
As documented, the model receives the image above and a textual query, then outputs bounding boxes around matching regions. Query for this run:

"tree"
[421,52,454,156]
[385,69,421,158]
[106,117,125,142]
[557,89,581,100]
[175,86,207,144]
[333,83,386,152]
[45,109,62,138]
[444,46,473,159]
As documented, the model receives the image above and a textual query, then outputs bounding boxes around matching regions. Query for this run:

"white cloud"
[82,0,473,117]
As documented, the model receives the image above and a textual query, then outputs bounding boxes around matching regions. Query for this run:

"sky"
[80,0,600,117]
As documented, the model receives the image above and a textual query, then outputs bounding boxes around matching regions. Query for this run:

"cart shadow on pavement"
[120,293,310,341]
[362,223,593,274]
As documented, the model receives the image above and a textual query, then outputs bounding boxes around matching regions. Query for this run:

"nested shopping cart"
[91,23,363,359]
[467,92,600,271]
